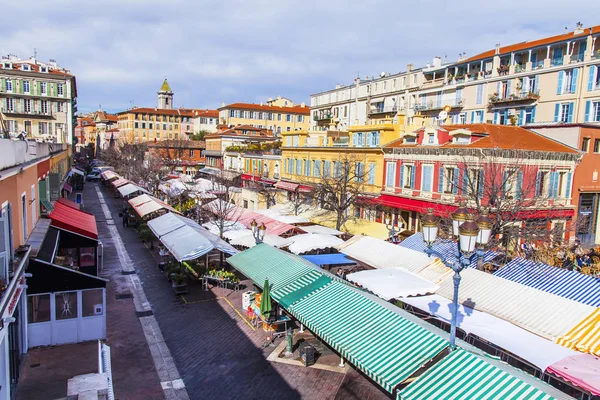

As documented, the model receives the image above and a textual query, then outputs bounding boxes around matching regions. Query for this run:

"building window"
[403,164,414,188]
[555,103,573,123]
[277,114,282,121]
[443,167,458,193]
[41,100,49,114]
[134,122,139,128]
[323,160,331,178]
[593,139,600,153]
[57,102,64,112]
[23,80,30,93]
[6,98,14,112]
[581,137,590,152]
[57,83,64,96]
[313,160,321,177]
[24,99,32,113]
[248,111,254,119]
[40,82,47,95]
[421,165,434,192]
[588,101,600,122]
[385,162,395,187]
[558,69,577,94]
[296,115,303,123]
[5,79,12,92]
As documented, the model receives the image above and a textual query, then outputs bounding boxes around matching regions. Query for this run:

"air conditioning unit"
[507,109,517,116]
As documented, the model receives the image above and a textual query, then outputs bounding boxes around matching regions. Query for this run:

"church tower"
[158,79,173,110]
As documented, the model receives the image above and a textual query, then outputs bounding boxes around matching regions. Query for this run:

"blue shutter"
[557,71,564,95]
[504,109,509,125]
[494,111,499,124]
[366,132,372,147]
[456,88,462,103]
[422,166,431,192]
[522,77,529,94]
[549,172,558,198]
[470,111,475,123]
[515,171,523,199]
[496,81,501,96]
[503,171,509,195]
[571,68,579,93]
[589,66,596,91]
[531,106,536,122]
[476,85,483,104]
[585,101,592,122]
[554,104,560,122]
[386,163,393,186]
[452,168,459,194]
[567,102,574,123]
[535,171,541,196]
[565,172,572,198]
[399,164,404,188]
[518,109,524,125]
[534,75,539,92]
[478,170,485,198]
[506,80,511,97]
[438,166,444,192]
[410,165,416,189]
[368,163,375,185]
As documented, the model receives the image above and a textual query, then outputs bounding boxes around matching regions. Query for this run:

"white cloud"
[1,0,598,113]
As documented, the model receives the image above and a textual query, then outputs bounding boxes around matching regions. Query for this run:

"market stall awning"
[436,267,596,342]
[299,225,343,235]
[300,209,391,239]
[70,168,85,177]
[346,269,439,300]
[57,198,81,210]
[241,173,260,182]
[101,170,118,180]
[128,194,179,218]
[301,254,356,266]
[286,233,344,255]
[274,181,299,191]
[147,212,237,262]
[117,183,149,198]
[494,259,600,307]
[49,201,98,240]
[336,235,434,272]
[286,279,448,393]
[547,354,600,396]
[111,178,130,188]
[227,230,292,249]
[198,167,241,181]
[397,348,556,400]
[556,308,600,356]
[401,294,577,371]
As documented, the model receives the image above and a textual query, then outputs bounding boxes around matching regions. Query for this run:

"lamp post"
[420,207,492,349]
[251,219,266,244]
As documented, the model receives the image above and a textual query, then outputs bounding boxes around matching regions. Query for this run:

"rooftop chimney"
[432,56,441,67]
[221,101,225,107]
[301,102,305,107]
[407,63,413,72]
[495,43,501,55]
[574,22,584,35]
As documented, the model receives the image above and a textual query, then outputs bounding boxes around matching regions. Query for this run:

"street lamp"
[420,207,492,349]
[251,219,266,244]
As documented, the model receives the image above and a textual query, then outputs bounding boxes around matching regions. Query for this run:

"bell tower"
[158,79,173,110]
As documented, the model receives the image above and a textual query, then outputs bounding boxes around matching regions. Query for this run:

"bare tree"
[304,155,371,231]
[201,170,243,238]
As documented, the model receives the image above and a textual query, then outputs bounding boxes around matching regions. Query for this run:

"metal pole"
[449,269,461,349]
[285,328,293,356]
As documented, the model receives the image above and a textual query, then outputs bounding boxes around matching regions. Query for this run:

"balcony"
[551,57,564,67]
[331,137,350,147]
[368,105,398,116]
[592,50,600,60]
[488,90,540,106]
[314,113,333,121]
[533,60,545,70]
[415,99,464,112]
[1,107,53,118]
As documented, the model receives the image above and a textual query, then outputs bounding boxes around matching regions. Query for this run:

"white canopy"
[148,213,237,261]
[203,221,247,237]
[346,269,439,300]
[286,233,344,255]
[336,235,434,271]
[401,294,578,371]
[70,168,85,177]
[228,231,292,249]
[128,194,179,218]
[300,225,343,236]
[117,183,149,197]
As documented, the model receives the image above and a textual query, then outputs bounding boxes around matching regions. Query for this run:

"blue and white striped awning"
[494,259,600,307]
[399,232,498,268]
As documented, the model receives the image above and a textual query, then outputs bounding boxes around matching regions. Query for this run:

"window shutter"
[567,102,574,123]
[557,71,564,95]
[478,170,485,198]
[549,172,557,198]
[399,165,404,188]
[515,171,523,199]
[531,106,536,122]
[476,85,483,104]
[565,172,572,198]
[368,163,376,185]
[554,104,560,122]
[470,111,474,123]
[585,101,592,122]
[462,169,469,195]
[522,77,529,94]
[494,111,499,124]
[502,171,509,195]
[535,171,541,196]
[518,109,524,125]
[438,166,444,192]
[534,75,539,92]
[410,166,416,189]
[506,80,511,97]
[571,68,579,93]
[496,81,501,95]
[366,132,372,147]
[588,66,596,91]
[452,167,459,194]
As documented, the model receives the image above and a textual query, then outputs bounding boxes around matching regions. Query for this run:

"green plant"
[172,272,187,285]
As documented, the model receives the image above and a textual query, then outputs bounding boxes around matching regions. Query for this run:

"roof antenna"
[33,48,37,58]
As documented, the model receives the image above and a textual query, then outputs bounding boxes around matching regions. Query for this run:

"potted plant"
[171,272,188,294]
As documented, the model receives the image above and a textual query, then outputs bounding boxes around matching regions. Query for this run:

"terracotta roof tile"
[218,102,310,115]
[385,123,579,154]
[192,109,219,118]
[463,25,600,64]
[117,107,196,117]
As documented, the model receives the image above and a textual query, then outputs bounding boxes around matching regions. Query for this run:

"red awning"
[50,201,98,240]
[275,181,299,191]
[57,198,81,210]
[376,194,575,219]
[241,174,260,182]
[259,178,277,185]
[298,185,312,193]
[63,183,72,193]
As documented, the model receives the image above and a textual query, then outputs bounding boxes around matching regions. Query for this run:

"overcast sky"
[2,1,599,114]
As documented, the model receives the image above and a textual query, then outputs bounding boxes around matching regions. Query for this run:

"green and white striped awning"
[398,348,556,400]
[287,280,448,393]
[227,243,320,294]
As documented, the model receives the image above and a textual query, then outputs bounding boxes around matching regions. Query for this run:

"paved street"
[86,183,390,400]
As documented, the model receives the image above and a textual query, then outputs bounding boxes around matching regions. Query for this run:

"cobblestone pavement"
[91,183,389,400]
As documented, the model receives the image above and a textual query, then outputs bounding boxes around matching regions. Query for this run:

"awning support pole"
[338,356,345,368]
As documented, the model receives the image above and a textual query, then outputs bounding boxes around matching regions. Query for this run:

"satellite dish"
[443,105,452,112]
[438,111,448,120]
